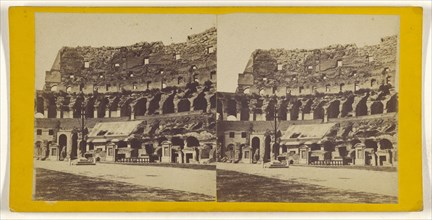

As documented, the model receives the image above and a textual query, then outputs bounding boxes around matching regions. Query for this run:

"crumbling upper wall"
[237,35,398,95]
[44,27,217,94]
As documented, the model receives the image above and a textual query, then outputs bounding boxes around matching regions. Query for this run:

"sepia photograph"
[216,14,400,203]
[33,13,217,201]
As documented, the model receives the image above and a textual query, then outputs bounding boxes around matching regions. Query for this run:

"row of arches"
[218,94,398,121]
[36,93,216,119]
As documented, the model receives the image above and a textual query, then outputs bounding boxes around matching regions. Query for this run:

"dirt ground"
[35,168,215,201]
[34,160,216,198]
[217,163,398,197]
[217,169,397,203]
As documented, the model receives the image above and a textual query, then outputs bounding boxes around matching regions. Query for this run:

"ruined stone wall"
[237,35,398,96]
[44,27,217,94]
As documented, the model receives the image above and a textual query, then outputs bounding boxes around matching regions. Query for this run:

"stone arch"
[120,99,133,117]
[58,134,67,147]
[386,94,398,113]
[193,92,207,112]
[327,100,340,119]
[379,139,393,150]
[243,87,250,94]
[265,99,276,121]
[313,101,325,120]
[178,99,191,112]
[364,139,378,151]
[162,94,175,114]
[134,98,147,116]
[240,98,250,121]
[278,100,288,121]
[290,100,302,121]
[47,96,57,118]
[36,97,44,114]
[302,99,313,114]
[341,96,354,117]
[109,97,120,113]
[73,96,84,118]
[251,137,260,163]
[186,136,200,147]
[227,99,237,117]
[50,85,58,92]
[148,93,161,115]
[85,97,96,118]
[355,96,368,117]
[171,136,185,148]
[97,97,109,118]
[225,144,235,159]
[371,101,384,115]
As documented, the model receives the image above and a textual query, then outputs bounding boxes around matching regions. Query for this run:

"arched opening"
[193,92,207,112]
[240,98,250,121]
[327,100,340,119]
[243,87,250,94]
[148,93,161,115]
[341,96,354,117]
[365,139,378,152]
[265,99,276,121]
[278,100,288,121]
[36,97,44,114]
[171,137,185,148]
[302,99,313,115]
[134,98,147,116]
[162,94,175,114]
[58,134,67,148]
[47,96,57,118]
[227,99,237,117]
[210,94,216,109]
[50,85,58,92]
[379,139,393,150]
[58,134,67,160]
[120,99,132,117]
[73,96,84,118]
[225,144,235,160]
[264,135,271,162]
[355,96,368,117]
[71,133,78,159]
[85,97,96,118]
[313,102,325,120]
[97,98,109,118]
[290,100,302,121]
[186,136,200,147]
[371,101,384,115]
[178,99,191,112]
[251,137,260,163]
[386,94,398,113]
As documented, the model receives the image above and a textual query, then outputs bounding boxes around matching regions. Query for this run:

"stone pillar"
[130,104,135,120]
[44,110,48,118]
[105,106,110,118]
[323,108,328,123]
[298,110,303,121]
[56,109,62,119]
[93,109,98,118]
[116,109,121,118]
[286,109,291,121]
[86,142,90,152]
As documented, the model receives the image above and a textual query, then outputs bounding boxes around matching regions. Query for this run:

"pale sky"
[217,14,400,92]
[35,13,217,90]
